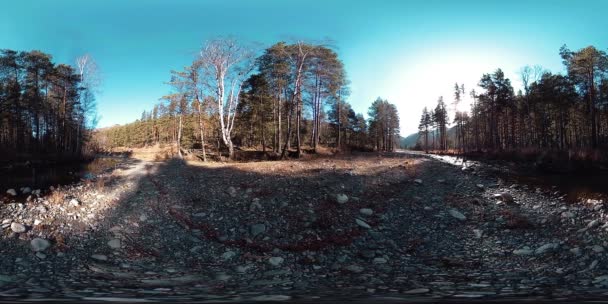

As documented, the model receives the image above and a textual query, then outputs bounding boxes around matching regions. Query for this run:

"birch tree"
[198,38,255,159]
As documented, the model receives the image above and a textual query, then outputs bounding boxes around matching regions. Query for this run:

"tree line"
[418,45,608,154]
[95,38,400,159]
[0,49,99,161]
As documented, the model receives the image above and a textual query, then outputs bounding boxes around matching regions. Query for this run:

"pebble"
[91,254,108,261]
[448,209,466,221]
[227,186,237,197]
[6,189,17,196]
[404,288,430,294]
[69,198,80,206]
[562,211,575,218]
[414,179,423,185]
[359,208,373,216]
[345,265,364,273]
[250,223,266,237]
[513,248,534,256]
[355,218,371,229]
[222,251,237,261]
[373,257,387,264]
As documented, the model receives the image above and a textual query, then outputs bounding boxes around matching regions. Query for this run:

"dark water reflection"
[0,157,119,192]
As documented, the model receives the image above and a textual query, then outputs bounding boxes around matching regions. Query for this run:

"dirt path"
[1,153,608,302]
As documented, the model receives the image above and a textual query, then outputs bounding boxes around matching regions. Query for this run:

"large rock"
[336,194,349,204]
[30,238,51,252]
[250,223,266,237]
[107,239,121,249]
[493,192,514,203]
[6,189,17,196]
[535,243,558,255]
[10,222,26,233]
[268,257,284,266]
[448,209,466,221]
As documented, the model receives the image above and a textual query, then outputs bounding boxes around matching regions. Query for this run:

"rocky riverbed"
[1,152,608,302]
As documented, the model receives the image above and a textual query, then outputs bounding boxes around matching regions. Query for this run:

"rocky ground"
[1,151,608,302]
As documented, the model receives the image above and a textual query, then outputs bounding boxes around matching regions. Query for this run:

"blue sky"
[1,0,607,135]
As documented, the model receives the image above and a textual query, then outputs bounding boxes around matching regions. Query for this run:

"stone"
[476,184,485,190]
[493,192,513,203]
[590,260,599,270]
[268,257,284,266]
[414,179,423,185]
[448,209,466,221]
[21,187,31,194]
[373,257,387,264]
[69,198,80,207]
[513,248,533,255]
[473,229,483,239]
[31,238,51,252]
[107,239,121,249]
[336,194,349,204]
[250,295,292,301]
[359,208,373,216]
[345,265,364,273]
[227,186,237,197]
[10,222,26,233]
[250,223,266,237]
[570,247,582,256]
[588,219,601,229]
[32,189,41,196]
[404,288,430,294]
[6,189,17,196]
[592,245,605,253]
[91,254,108,261]
[535,243,558,255]
[222,251,237,261]
[33,219,42,226]
[561,211,575,218]
[355,218,371,229]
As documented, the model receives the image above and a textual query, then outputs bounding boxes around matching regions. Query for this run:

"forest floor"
[1,151,608,302]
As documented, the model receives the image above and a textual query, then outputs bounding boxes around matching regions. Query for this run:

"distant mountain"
[400,132,420,149]
[400,126,460,149]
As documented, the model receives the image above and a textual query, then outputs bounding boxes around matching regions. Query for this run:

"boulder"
[336,194,349,204]
[10,222,26,233]
[30,238,51,252]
